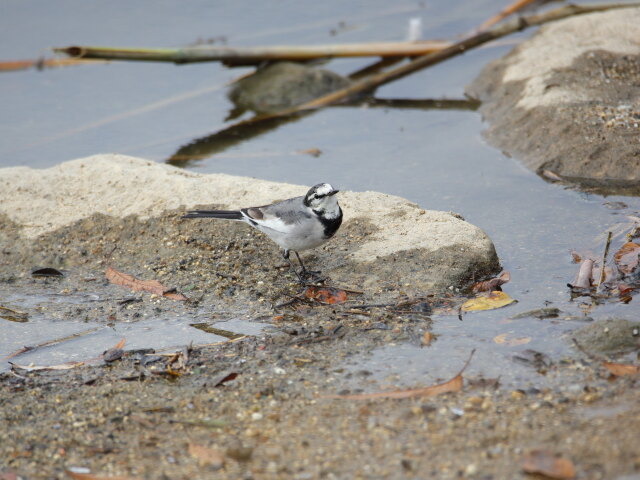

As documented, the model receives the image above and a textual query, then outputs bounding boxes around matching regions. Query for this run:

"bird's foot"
[298,268,325,284]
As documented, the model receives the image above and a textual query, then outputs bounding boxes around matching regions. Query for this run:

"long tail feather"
[182,210,243,220]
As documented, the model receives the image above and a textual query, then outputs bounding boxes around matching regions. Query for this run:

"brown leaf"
[323,373,463,400]
[570,251,582,263]
[162,291,189,301]
[613,242,640,275]
[421,331,434,346]
[323,349,474,400]
[618,283,634,296]
[105,266,187,301]
[522,449,576,479]
[188,443,225,469]
[212,371,239,387]
[569,259,594,288]
[66,470,138,480]
[304,286,347,304]
[471,271,510,293]
[603,361,640,376]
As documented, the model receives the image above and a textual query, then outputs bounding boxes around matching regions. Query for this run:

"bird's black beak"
[329,189,339,196]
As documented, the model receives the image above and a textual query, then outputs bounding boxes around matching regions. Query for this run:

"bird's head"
[304,183,340,217]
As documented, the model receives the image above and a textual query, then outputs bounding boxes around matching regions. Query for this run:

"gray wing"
[242,195,311,232]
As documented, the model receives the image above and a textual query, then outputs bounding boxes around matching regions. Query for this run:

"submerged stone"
[228,61,351,114]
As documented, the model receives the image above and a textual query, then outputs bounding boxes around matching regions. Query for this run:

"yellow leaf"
[461,291,516,312]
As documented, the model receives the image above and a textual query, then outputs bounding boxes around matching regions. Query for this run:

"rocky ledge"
[0,154,499,296]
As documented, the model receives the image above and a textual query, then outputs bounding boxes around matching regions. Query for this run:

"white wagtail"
[183,183,342,281]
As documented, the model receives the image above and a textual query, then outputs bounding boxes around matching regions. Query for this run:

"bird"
[182,183,342,282]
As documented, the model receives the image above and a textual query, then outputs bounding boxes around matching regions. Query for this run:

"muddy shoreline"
[1,202,639,479]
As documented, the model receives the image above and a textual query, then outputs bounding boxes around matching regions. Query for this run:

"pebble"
[464,463,478,475]
[511,390,525,400]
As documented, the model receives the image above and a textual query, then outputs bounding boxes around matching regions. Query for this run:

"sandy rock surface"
[0,154,499,291]
[467,8,640,194]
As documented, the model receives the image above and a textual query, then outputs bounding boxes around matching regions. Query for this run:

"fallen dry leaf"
[461,291,516,312]
[212,371,239,387]
[323,350,474,400]
[163,291,189,301]
[421,331,434,346]
[105,266,187,301]
[10,361,84,372]
[613,242,640,275]
[324,373,463,400]
[541,170,563,182]
[569,258,594,289]
[522,449,576,479]
[471,271,510,293]
[603,361,640,376]
[188,443,225,469]
[493,333,531,346]
[304,286,347,305]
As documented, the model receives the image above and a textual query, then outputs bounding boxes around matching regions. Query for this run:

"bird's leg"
[294,251,324,283]
[282,249,305,283]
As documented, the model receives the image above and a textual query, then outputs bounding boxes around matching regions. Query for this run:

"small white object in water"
[407,18,423,42]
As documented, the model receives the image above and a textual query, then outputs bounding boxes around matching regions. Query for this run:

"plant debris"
[471,271,510,293]
[461,291,516,312]
[323,350,474,400]
[303,286,348,304]
[522,449,576,479]
[0,305,28,323]
[602,361,640,377]
[613,242,640,276]
[105,266,188,301]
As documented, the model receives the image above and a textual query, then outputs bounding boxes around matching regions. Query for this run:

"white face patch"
[315,183,334,197]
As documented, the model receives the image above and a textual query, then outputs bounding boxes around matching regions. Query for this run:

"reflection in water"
[166,97,479,168]
[539,172,640,197]
[167,114,306,167]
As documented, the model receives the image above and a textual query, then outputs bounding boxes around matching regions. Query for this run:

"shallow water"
[1,1,638,384]
[0,288,267,371]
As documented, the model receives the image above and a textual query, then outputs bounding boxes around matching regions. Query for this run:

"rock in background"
[467,8,640,195]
